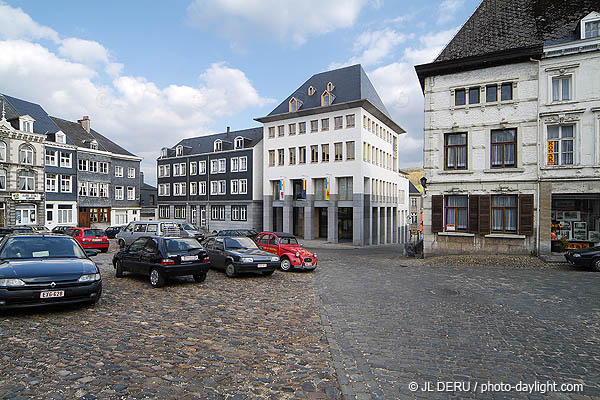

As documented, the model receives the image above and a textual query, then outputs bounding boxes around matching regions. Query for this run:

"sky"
[0,0,481,185]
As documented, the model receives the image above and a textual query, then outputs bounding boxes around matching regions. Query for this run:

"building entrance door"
[293,207,304,238]
[317,208,328,238]
[338,207,353,241]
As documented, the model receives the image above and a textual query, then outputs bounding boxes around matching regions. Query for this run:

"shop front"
[551,194,600,251]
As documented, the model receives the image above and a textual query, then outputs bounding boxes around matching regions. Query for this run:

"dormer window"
[160,147,168,158]
[234,137,244,149]
[321,90,335,107]
[214,139,222,152]
[327,82,335,92]
[289,97,302,112]
[176,145,183,156]
[55,132,66,144]
[308,86,315,96]
[19,116,34,133]
[90,140,98,150]
[581,12,600,39]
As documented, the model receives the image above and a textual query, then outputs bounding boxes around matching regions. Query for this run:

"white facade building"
[257,65,409,245]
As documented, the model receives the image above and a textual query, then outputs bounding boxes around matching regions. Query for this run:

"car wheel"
[150,268,165,288]
[118,239,125,248]
[593,258,600,272]
[280,257,292,271]
[225,262,237,278]
[193,271,207,283]
[262,270,274,276]
[115,259,124,278]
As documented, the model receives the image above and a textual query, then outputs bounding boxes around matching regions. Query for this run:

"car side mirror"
[86,249,98,257]
[300,244,304,247]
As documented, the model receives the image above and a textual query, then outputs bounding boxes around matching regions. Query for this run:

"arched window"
[19,144,34,165]
[234,137,244,149]
[0,169,6,191]
[176,145,183,156]
[289,97,302,112]
[327,82,335,92]
[160,148,168,158]
[0,141,6,162]
[18,170,35,191]
[214,140,222,152]
[308,86,315,96]
[321,90,335,107]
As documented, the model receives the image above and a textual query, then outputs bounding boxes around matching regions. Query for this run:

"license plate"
[257,263,267,268]
[181,255,198,262]
[40,291,64,298]
[92,238,102,242]
[305,262,312,266]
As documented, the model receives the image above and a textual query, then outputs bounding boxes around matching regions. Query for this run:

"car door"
[267,235,279,255]
[257,234,269,251]
[213,238,226,270]
[203,238,216,266]
[119,223,135,245]
[121,237,148,273]
[70,228,82,245]
[140,238,161,276]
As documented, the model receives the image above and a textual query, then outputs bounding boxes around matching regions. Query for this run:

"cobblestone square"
[1,244,599,399]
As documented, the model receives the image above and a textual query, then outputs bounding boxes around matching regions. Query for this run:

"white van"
[116,221,208,247]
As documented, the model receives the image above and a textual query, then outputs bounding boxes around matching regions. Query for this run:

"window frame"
[491,195,518,233]
[444,195,468,232]
[444,132,468,170]
[490,128,517,169]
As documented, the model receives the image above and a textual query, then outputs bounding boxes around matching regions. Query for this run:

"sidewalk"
[299,238,406,251]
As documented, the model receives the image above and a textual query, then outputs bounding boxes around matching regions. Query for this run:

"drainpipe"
[531,57,542,256]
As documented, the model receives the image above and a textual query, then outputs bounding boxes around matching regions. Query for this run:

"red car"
[69,228,110,253]
[255,231,317,271]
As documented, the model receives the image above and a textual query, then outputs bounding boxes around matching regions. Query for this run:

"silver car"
[116,221,208,247]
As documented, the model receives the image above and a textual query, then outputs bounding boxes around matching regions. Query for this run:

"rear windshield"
[225,237,258,250]
[0,237,87,259]
[84,229,105,237]
[165,238,202,253]
[180,223,197,231]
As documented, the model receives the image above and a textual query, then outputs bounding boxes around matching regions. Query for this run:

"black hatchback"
[202,236,279,278]
[565,246,600,271]
[112,236,211,287]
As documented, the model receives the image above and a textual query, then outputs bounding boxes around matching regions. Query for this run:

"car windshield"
[84,229,105,237]
[180,224,197,231]
[225,237,258,250]
[0,237,87,259]
[279,237,298,245]
[165,238,202,253]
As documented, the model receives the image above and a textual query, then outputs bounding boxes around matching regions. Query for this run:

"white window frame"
[128,167,135,178]
[46,174,58,193]
[78,181,88,196]
[99,183,108,197]
[46,149,58,166]
[190,182,198,195]
[214,140,222,152]
[199,161,206,174]
[89,182,98,197]
[218,180,226,195]
[127,186,135,200]
[231,179,239,194]
[210,160,218,174]
[59,152,72,168]
[99,162,108,174]
[199,181,206,195]
[239,179,247,194]
[551,75,573,102]
[218,159,226,173]
[239,156,247,172]
[176,145,183,156]
[15,205,36,225]
[231,157,239,172]
[60,175,72,193]
[78,159,89,171]
[210,181,219,195]
[190,162,197,175]
[19,145,34,165]
[115,186,124,200]
[115,166,124,177]
[234,137,244,149]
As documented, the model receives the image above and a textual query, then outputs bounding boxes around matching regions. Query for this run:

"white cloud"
[330,28,409,69]
[404,28,458,65]
[187,0,369,46]
[0,4,272,185]
[0,2,60,43]
[58,38,110,64]
[437,0,465,24]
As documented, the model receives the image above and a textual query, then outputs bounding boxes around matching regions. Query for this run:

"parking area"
[0,244,339,400]
[1,243,599,400]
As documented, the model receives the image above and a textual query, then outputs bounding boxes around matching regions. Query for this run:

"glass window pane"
[547,126,559,139]
[457,209,467,230]
[562,78,570,101]
[506,209,517,231]
[492,145,502,166]
[492,209,503,231]
[552,79,560,101]
[486,86,497,102]
[504,144,515,164]
[501,83,512,100]
[561,125,574,138]
[469,88,479,104]
[455,90,465,106]
[456,147,467,167]
[447,147,455,167]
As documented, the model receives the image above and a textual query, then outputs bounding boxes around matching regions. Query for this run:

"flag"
[325,178,330,200]
[280,180,285,199]
[302,179,306,199]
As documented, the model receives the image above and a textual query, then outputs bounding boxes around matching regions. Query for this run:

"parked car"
[0,234,102,309]
[105,225,124,239]
[112,236,211,288]
[256,232,318,271]
[116,221,208,247]
[202,236,279,278]
[52,226,76,235]
[69,228,110,253]
[32,226,50,233]
[215,229,259,241]
[565,246,600,271]
[0,226,34,240]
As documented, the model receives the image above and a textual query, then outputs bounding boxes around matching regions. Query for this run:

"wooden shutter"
[431,195,443,233]
[468,195,479,233]
[478,195,491,235]
[519,194,534,235]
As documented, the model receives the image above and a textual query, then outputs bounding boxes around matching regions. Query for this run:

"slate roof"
[50,116,138,158]
[415,0,599,87]
[141,182,157,191]
[0,93,60,135]
[267,64,390,118]
[167,127,264,157]
[408,181,421,195]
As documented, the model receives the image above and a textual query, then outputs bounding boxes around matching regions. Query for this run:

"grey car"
[116,221,208,247]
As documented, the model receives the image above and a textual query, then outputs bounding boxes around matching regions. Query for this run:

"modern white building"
[256,65,409,246]
[415,0,599,255]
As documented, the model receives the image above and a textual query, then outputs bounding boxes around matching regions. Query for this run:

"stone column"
[392,207,398,243]
[263,195,273,233]
[382,206,388,244]
[283,195,293,233]
[364,193,371,245]
[304,195,315,240]
[539,182,552,255]
[327,194,338,243]
[372,207,379,245]
[352,193,364,246]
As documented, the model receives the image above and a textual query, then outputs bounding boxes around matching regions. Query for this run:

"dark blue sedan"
[0,234,102,310]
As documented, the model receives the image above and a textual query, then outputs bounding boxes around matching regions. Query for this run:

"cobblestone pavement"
[313,246,600,400]
[0,244,340,400]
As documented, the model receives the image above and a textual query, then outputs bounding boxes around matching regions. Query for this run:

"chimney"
[78,116,90,133]
[226,126,230,136]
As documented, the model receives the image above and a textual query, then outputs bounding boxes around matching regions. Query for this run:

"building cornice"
[77,146,142,162]
[254,99,406,135]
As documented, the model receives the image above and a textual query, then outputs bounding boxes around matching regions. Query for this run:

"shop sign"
[547,141,555,165]
[11,193,42,201]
